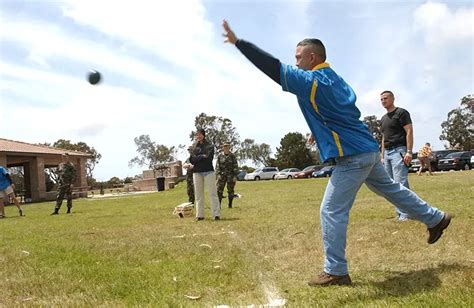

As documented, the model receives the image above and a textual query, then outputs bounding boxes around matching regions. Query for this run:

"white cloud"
[1,0,307,179]
[0,17,178,89]
[60,0,215,70]
[414,1,474,43]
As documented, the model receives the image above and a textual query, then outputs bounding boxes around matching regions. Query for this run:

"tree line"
[10,94,470,190]
[129,94,473,174]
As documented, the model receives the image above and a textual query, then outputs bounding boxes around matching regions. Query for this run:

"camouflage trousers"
[186,174,195,203]
[216,174,236,199]
[56,185,72,209]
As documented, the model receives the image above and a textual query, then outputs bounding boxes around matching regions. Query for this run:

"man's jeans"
[320,151,444,276]
[384,146,410,219]
[193,171,220,218]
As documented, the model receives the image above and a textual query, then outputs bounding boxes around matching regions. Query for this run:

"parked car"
[312,165,335,178]
[274,168,301,180]
[437,151,472,171]
[431,150,459,171]
[409,158,421,173]
[236,170,247,181]
[244,167,279,181]
[294,165,323,179]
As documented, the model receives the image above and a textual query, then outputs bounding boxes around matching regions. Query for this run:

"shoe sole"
[428,214,451,244]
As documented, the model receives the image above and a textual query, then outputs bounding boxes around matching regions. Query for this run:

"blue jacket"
[281,63,379,162]
[0,166,12,190]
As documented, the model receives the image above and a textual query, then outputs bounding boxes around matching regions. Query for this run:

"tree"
[238,138,273,166]
[107,176,122,187]
[239,165,255,173]
[128,135,178,176]
[123,177,134,184]
[439,94,474,150]
[362,115,383,146]
[275,132,314,169]
[190,113,240,153]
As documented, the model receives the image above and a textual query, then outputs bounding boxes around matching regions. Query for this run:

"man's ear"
[310,53,316,64]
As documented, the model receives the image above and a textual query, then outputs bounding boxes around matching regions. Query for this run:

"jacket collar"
[311,62,330,71]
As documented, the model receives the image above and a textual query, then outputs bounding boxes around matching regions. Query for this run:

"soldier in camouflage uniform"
[183,147,195,204]
[215,143,239,208]
[52,154,77,215]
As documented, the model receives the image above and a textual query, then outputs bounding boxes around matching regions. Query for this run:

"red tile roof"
[0,138,91,157]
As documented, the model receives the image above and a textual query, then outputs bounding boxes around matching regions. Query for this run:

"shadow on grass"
[335,263,469,305]
[218,217,240,221]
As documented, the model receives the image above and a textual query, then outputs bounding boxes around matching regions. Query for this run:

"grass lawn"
[1,171,473,306]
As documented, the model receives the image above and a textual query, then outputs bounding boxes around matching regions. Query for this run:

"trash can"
[156,177,165,191]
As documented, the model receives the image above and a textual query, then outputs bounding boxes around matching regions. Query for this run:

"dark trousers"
[186,174,195,203]
[217,175,236,199]
[56,185,72,210]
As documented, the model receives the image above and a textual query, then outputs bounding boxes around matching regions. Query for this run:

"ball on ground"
[88,70,101,85]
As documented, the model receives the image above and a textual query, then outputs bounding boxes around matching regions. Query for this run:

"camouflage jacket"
[215,152,239,177]
[58,162,76,185]
[184,156,194,176]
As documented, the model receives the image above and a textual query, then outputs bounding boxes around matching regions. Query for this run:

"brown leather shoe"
[427,213,451,244]
[308,272,352,287]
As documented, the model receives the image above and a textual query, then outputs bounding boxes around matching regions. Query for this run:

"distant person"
[417,143,434,176]
[182,146,195,204]
[380,90,413,221]
[51,154,77,215]
[216,143,239,208]
[0,165,24,218]
[223,20,451,287]
[189,128,220,221]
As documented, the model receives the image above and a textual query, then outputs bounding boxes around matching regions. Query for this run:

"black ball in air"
[88,70,101,85]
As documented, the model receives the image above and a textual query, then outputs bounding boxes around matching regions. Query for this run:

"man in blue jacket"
[0,166,24,217]
[222,20,451,286]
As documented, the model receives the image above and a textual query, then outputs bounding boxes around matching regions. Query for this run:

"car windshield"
[445,152,464,158]
[435,151,455,157]
[280,168,289,172]
[303,165,315,171]
[321,166,332,171]
[254,169,262,173]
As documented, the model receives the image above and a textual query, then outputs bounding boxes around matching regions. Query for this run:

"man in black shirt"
[380,90,413,221]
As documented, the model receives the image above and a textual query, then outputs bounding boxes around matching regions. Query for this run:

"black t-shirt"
[381,107,412,149]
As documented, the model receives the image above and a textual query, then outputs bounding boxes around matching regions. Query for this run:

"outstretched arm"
[222,20,281,84]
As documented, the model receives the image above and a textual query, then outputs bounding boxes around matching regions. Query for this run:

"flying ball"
[88,70,101,85]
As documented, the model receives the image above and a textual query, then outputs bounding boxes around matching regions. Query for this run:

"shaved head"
[297,39,326,62]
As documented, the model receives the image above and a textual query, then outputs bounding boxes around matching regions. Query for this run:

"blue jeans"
[384,146,410,219]
[320,151,444,275]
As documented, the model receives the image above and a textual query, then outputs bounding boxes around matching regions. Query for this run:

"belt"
[385,145,405,151]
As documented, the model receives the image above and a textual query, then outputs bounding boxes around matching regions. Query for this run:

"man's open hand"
[222,20,237,44]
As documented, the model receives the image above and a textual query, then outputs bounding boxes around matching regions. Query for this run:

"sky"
[1,0,473,181]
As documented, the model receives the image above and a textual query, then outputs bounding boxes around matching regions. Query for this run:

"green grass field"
[1,171,473,307]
